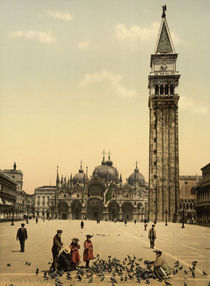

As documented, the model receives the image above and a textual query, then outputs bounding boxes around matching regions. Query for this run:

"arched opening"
[87,198,103,220]
[170,84,174,94]
[165,85,169,95]
[122,202,134,221]
[155,85,159,95]
[71,200,82,219]
[58,201,69,220]
[108,201,119,221]
[160,85,164,95]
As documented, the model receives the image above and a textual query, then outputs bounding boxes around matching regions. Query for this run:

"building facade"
[34,186,56,218]
[148,8,180,222]
[195,163,210,223]
[179,176,201,222]
[53,155,148,221]
[4,162,23,192]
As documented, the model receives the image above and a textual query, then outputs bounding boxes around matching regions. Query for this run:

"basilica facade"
[46,154,148,221]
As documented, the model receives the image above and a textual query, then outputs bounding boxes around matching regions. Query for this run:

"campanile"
[148,6,180,222]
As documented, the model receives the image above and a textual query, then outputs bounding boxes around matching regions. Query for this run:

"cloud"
[180,96,208,114]
[48,11,73,22]
[77,41,90,50]
[115,22,180,48]
[79,70,138,98]
[11,30,56,44]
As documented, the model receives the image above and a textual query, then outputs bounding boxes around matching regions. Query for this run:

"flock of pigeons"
[5,254,209,285]
[31,254,208,286]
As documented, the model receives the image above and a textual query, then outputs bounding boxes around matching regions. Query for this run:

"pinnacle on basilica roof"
[154,5,175,54]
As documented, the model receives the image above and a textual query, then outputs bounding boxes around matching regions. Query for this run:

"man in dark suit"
[16,223,28,252]
[51,230,63,271]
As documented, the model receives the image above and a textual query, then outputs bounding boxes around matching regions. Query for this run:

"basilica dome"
[128,164,145,186]
[93,155,119,183]
[73,164,85,185]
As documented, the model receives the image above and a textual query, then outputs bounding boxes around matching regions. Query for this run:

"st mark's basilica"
[45,153,148,221]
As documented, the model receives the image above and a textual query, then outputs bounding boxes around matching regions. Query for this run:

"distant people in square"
[70,238,80,270]
[52,230,63,271]
[148,224,156,249]
[16,223,28,252]
[26,217,29,224]
[134,219,137,224]
[80,220,84,229]
[152,250,171,279]
[144,222,148,231]
[124,220,127,226]
[36,217,38,224]
[83,235,94,268]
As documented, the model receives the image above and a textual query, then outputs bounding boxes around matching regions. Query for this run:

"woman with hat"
[83,235,94,268]
[57,247,71,271]
[70,238,80,270]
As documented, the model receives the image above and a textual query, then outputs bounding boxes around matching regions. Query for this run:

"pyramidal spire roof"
[154,6,175,54]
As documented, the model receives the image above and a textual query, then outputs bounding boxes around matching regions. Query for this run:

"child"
[83,235,94,268]
[70,238,80,270]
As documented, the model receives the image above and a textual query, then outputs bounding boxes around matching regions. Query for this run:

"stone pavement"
[0,220,209,285]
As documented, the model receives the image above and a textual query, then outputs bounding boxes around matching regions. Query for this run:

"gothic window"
[154,138,157,142]
[154,175,157,179]
[160,85,164,95]
[154,161,157,166]
[155,84,159,95]
[154,149,157,154]
[170,84,174,94]
[165,85,169,95]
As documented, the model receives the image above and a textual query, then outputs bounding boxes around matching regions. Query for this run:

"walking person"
[124,220,127,227]
[70,238,80,270]
[83,235,94,268]
[16,223,28,252]
[80,220,84,229]
[148,224,156,249]
[51,230,63,271]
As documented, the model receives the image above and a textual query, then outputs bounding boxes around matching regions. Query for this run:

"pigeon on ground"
[7,264,11,267]
[165,280,172,285]
[88,275,93,283]
[179,265,183,270]
[203,270,208,276]
[35,268,39,275]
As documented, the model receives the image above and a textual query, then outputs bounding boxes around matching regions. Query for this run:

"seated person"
[153,250,171,279]
[57,247,72,271]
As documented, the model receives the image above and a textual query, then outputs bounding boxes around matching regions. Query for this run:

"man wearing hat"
[16,223,28,252]
[83,235,94,268]
[70,238,80,270]
[51,230,63,271]
[153,250,171,279]
[148,224,156,249]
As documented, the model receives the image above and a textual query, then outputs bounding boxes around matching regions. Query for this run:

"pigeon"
[100,275,105,281]
[88,276,93,283]
[55,277,63,284]
[7,264,11,267]
[110,276,117,283]
[184,270,188,274]
[145,279,150,284]
[35,268,39,275]
[179,265,183,270]
[43,272,47,278]
[203,270,208,276]
[27,262,31,266]
[165,281,172,285]
[66,272,72,280]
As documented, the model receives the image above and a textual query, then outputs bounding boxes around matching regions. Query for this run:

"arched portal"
[71,200,82,219]
[57,201,69,220]
[122,202,134,221]
[87,198,103,220]
[108,201,119,221]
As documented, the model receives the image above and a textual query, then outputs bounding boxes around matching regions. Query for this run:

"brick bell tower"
[148,6,180,222]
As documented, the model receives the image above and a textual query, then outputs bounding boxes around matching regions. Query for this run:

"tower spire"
[56,166,60,186]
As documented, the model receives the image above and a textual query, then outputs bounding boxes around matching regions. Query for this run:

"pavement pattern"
[0,220,209,286]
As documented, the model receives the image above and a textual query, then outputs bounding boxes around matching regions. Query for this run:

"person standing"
[51,230,63,271]
[83,235,94,268]
[70,238,80,270]
[36,217,38,224]
[80,220,84,229]
[16,223,28,252]
[148,224,156,249]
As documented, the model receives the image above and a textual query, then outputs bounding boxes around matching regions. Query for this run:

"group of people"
[51,230,94,272]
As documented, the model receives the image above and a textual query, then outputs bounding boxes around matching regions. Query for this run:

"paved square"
[0,220,209,285]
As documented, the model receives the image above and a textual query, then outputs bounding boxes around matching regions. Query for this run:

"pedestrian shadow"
[11,250,21,252]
